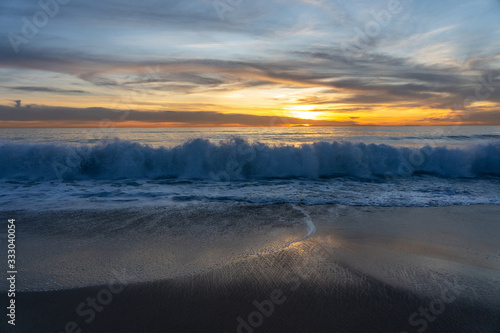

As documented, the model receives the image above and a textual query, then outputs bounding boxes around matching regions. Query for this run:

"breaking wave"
[1,138,499,180]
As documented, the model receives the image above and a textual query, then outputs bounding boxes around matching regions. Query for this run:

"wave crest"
[1,138,499,180]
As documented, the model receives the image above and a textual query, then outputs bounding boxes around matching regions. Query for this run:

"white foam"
[1,138,499,181]
[292,204,317,239]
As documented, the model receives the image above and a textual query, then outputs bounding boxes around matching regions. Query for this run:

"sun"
[291,111,318,120]
[287,105,320,120]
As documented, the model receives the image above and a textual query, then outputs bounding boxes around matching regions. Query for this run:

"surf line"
[291,205,316,241]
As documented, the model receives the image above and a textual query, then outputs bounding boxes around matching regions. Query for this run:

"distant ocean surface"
[1,126,500,210]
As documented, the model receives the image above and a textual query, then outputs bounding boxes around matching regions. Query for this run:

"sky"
[0,0,499,127]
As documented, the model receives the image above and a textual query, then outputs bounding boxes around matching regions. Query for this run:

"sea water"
[1,126,499,210]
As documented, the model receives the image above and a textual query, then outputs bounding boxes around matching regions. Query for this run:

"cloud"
[0,105,357,126]
[9,86,87,94]
[0,46,487,101]
[1,42,498,114]
[425,110,500,125]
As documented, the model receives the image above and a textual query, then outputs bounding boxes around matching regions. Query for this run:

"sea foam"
[1,138,499,180]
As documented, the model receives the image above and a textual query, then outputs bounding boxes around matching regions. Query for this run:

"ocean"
[1,126,500,210]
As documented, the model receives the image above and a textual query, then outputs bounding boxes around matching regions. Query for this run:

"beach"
[2,204,499,332]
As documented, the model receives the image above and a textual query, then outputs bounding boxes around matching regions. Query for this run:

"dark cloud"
[0,105,356,126]
[425,110,500,125]
[9,86,87,94]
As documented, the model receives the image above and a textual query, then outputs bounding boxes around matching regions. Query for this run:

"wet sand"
[1,205,500,332]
